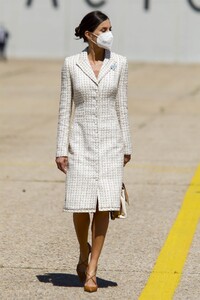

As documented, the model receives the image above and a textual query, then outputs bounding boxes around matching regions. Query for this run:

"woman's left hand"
[124,154,131,166]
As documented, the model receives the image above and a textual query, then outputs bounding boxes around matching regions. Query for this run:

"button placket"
[95,87,99,182]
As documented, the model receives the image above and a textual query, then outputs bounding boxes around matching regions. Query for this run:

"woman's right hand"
[55,156,68,174]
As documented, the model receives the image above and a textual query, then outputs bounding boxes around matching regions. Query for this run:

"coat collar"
[76,47,116,85]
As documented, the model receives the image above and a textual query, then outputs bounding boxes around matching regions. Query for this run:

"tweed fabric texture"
[56,47,132,212]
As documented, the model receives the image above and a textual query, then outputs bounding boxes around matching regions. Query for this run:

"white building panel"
[0,0,200,62]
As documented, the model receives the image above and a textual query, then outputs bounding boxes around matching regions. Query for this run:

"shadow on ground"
[36,273,118,288]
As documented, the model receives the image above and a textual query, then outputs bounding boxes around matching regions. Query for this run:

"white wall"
[1,0,200,62]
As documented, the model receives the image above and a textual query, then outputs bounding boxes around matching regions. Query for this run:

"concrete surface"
[0,59,200,299]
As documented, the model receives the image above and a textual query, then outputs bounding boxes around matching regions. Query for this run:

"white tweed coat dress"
[56,47,132,212]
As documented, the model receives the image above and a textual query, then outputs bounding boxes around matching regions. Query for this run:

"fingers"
[55,156,68,174]
[124,154,131,167]
[58,162,67,174]
[124,160,128,166]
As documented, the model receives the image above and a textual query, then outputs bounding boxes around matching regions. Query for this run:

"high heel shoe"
[84,269,98,293]
[76,242,91,283]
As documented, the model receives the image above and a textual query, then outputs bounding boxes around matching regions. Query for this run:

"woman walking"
[55,11,132,292]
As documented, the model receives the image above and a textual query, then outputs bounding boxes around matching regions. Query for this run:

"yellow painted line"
[139,165,200,300]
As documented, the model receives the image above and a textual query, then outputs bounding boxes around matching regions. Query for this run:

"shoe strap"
[85,271,97,285]
[77,259,88,268]
[77,243,91,267]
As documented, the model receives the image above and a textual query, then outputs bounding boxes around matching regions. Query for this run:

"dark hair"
[75,11,109,42]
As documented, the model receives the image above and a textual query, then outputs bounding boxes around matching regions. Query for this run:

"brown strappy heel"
[76,242,91,283]
[84,269,98,293]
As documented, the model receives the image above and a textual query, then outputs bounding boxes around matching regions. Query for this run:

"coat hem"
[63,206,120,213]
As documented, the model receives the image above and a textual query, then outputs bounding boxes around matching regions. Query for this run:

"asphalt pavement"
[0,59,200,299]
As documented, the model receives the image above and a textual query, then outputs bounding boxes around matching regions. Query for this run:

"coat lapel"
[97,49,116,83]
[76,48,98,85]
[76,47,116,85]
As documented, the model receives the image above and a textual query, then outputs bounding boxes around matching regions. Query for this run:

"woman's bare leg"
[85,208,109,287]
[73,213,90,265]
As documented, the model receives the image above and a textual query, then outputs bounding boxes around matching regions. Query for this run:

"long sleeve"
[116,57,133,155]
[56,58,73,157]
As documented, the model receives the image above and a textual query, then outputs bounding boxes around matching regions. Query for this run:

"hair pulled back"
[75,11,109,42]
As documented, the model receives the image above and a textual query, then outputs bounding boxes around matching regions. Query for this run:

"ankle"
[87,261,98,273]
[79,242,91,261]
[79,248,88,258]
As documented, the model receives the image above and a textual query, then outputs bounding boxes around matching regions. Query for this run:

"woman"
[55,11,132,293]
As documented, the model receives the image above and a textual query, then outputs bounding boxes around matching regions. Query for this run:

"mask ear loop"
[89,32,98,46]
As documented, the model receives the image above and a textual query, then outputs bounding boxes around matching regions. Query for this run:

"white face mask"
[91,31,113,51]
